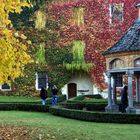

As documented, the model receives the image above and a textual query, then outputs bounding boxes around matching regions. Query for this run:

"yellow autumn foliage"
[0,0,32,84]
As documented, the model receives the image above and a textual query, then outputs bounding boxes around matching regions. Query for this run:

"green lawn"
[0,96,40,102]
[0,111,140,140]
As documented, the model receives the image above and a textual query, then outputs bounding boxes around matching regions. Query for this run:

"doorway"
[68,83,77,98]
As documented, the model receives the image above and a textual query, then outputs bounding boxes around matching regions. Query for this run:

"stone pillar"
[136,75,140,103]
[111,75,119,112]
[105,72,113,112]
[112,76,116,105]
[126,70,135,113]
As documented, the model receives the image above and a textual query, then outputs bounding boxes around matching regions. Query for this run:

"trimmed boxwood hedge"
[0,95,66,112]
[0,103,49,112]
[61,102,108,111]
[62,95,108,111]
[65,95,122,111]
[49,106,140,124]
[85,94,103,99]
[67,95,107,104]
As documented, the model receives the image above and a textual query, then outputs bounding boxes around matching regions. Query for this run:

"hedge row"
[61,102,107,111]
[0,101,140,124]
[67,95,107,104]
[50,106,140,124]
[0,103,49,112]
[85,94,103,99]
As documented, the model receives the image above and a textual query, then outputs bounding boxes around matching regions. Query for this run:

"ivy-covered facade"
[1,0,138,98]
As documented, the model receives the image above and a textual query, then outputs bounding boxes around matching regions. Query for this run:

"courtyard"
[0,111,140,140]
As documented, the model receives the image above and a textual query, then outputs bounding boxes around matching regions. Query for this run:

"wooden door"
[68,83,77,99]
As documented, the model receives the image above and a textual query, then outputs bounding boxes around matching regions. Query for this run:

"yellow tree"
[0,0,32,84]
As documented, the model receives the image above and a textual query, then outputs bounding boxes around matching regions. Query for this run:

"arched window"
[110,59,124,69]
[134,58,140,67]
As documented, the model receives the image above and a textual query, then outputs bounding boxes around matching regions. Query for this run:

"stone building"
[103,2,140,113]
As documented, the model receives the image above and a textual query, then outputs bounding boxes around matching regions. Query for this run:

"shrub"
[61,102,107,111]
[67,95,107,104]
[0,103,49,112]
[85,94,103,99]
[85,103,107,111]
[68,95,85,102]
[64,95,108,111]
[50,106,140,124]
[58,95,67,102]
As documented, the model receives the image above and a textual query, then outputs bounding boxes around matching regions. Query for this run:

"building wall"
[61,73,97,98]
[106,52,140,70]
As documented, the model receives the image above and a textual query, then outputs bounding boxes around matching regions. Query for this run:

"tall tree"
[0,0,32,84]
[9,0,72,93]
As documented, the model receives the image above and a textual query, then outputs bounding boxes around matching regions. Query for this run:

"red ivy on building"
[47,0,138,89]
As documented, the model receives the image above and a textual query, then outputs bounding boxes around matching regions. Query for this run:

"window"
[0,83,11,91]
[109,3,124,23]
[36,72,48,90]
[134,58,140,67]
[72,7,84,26]
[110,59,124,69]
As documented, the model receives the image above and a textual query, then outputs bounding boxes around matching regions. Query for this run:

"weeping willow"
[35,43,46,64]
[73,7,84,26]
[63,40,93,72]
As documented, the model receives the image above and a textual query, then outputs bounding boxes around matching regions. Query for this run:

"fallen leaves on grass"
[0,125,36,140]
